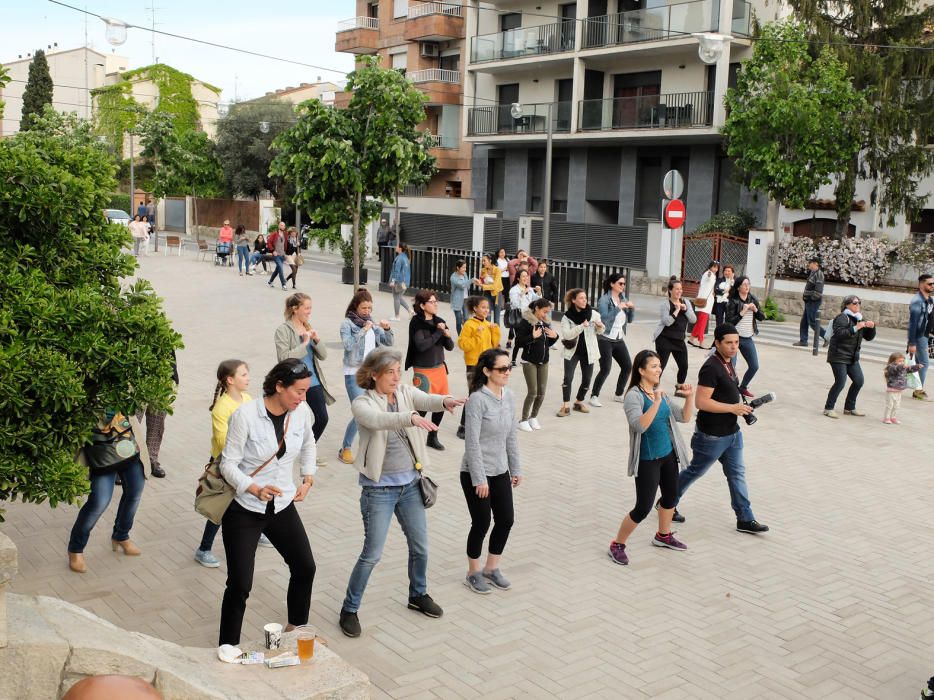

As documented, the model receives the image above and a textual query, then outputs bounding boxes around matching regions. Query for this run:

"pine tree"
[20,49,54,131]
[788,0,934,237]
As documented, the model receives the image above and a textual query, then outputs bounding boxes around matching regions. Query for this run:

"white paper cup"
[263,622,283,650]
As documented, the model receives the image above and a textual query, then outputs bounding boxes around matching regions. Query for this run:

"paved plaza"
[5,252,934,699]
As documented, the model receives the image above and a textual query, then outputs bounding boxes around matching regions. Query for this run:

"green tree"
[0,64,10,120]
[20,49,53,130]
[270,57,435,285]
[215,100,295,199]
[0,108,182,520]
[788,0,934,237]
[722,20,864,297]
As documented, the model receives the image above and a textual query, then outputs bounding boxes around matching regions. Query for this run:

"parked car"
[104,209,130,226]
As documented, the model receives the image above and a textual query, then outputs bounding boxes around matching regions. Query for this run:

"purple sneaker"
[652,532,687,551]
[607,541,629,565]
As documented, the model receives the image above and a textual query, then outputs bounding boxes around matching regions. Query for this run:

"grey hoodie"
[461,385,522,486]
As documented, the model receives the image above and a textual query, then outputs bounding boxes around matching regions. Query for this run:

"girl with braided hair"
[194,360,252,568]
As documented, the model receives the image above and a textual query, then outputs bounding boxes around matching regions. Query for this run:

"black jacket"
[514,308,558,364]
[826,313,876,365]
[802,268,825,302]
[726,293,766,335]
[531,271,558,303]
[405,314,454,369]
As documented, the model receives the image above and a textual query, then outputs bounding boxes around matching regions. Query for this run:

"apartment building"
[464,0,782,232]
[335,0,472,199]
[242,80,342,108]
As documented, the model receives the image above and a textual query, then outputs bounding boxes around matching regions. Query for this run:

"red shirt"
[218,225,234,243]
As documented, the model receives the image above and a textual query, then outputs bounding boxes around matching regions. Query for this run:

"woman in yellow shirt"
[478,254,504,327]
[195,359,252,568]
[456,295,501,439]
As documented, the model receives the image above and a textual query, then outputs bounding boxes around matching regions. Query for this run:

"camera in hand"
[742,392,776,426]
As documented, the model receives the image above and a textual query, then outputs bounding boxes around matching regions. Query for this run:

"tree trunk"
[765,198,781,300]
[353,189,362,288]
[833,154,858,240]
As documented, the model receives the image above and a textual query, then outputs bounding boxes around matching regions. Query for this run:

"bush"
[762,296,785,322]
[690,209,759,238]
[0,109,182,520]
[894,238,934,276]
[777,236,895,286]
[107,193,131,213]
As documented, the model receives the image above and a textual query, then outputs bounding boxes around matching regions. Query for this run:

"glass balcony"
[471,21,576,63]
[467,102,573,136]
[577,91,714,131]
[581,0,718,49]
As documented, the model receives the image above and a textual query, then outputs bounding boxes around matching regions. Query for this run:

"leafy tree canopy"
[0,108,182,520]
[215,100,296,199]
[138,111,224,198]
[20,49,53,131]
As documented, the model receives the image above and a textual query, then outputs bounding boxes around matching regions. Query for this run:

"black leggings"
[305,384,329,442]
[591,336,632,398]
[655,336,689,385]
[219,501,316,646]
[562,343,595,402]
[419,410,445,428]
[629,451,679,524]
[461,471,515,559]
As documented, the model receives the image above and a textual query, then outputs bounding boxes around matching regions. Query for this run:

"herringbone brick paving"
[4,253,934,699]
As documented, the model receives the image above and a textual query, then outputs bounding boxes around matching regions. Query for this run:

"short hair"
[564,288,586,306]
[413,289,436,315]
[722,264,735,273]
[465,295,488,314]
[262,358,311,397]
[356,348,402,389]
[808,256,822,266]
[453,259,466,271]
[714,323,739,341]
[920,273,934,283]
[841,294,861,310]
[284,292,311,320]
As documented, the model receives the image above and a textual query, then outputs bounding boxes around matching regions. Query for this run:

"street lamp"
[217,103,230,118]
[102,18,129,46]
[511,102,554,260]
[693,33,732,65]
[259,121,270,134]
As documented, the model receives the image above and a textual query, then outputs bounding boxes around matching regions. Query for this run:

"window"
[528,155,544,212]
[439,53,460,72]
[445,181,462,198]
[500,13,521,31]
[393,0,408,18]
[367,2,379,19]
[636,157,663,219]
[391,48,408,72]
[488,158,506,210]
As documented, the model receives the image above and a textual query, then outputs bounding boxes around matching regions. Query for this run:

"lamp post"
[511,102,554,260]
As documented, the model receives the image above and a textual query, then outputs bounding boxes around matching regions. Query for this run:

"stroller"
[214,240,233,266]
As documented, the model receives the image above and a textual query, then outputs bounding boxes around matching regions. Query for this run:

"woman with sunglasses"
[823,295,876,418]
[217,359,318,649]
[589,273,635,407]
[462,348,522,594]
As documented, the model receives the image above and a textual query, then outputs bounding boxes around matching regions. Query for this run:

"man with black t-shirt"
[675,323,769,534]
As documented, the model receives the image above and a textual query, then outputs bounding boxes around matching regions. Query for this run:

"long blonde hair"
[284,292,312,328]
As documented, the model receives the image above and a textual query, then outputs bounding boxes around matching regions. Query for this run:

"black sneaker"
[339,609,361,638]
[792,341,808,347]
[655,498,685,523]
[736,519,769,534]
[407,593,443,618]
[456,426,465,440]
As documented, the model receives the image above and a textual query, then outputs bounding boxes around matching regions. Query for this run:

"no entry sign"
[664,198,686,229]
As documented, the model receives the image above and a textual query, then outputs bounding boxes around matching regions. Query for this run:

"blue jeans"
[68,457,145,553]
[341,374,366,450]
[825,362,864,411]
[799,300,825,344]
[677,430,755,522]
[268,255,286,287]
[342,479,428,613]
[483,292,501,326]
[916,336,929,387]
[236,245,250,273]
[737,336,759,391]
[453,308,465,335]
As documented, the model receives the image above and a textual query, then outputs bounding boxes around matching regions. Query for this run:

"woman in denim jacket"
[589,273,635,407]
[389,243,412,320]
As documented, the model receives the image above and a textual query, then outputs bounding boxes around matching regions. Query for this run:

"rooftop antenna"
[145,3,164,64]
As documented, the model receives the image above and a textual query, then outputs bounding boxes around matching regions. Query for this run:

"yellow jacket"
[211,392,253,458]
[458,316,501,366]
[478,263,503,301]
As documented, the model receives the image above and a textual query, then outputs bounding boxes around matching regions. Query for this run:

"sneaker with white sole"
[517,420,533,432]
[464,572,492,595]
[613,395,625,403]
[652,532,688,550]
[588,395,603,407]
[528,417,542,430]
[194,549,220,568]
[258,534,274,548]
[823,409,840,419]
[482,568,511,590]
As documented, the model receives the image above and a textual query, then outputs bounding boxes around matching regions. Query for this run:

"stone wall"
[759,288,910,329]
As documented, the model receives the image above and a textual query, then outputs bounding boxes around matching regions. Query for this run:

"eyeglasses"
[848,300,861,305]
[491,366,512,374]
[289,363,311,377]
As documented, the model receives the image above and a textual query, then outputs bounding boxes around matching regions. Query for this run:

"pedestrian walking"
[389,243,412,321]
[507,268,540,363]
[217,359,318,648]
[514,298,558,431]
[274,293,333,466]
[557,288,604,417]
[531,259,558,304]
[907,273,934,400]
[145,198,156,232]
[406,289,455,451]
[495,248,510,322]
[456,295,501,439]
[449,259,472,334]
[234,225,251,276]
[823,295,877,418]
[129,215,148,257]
[652,277,696,398]
[589,273,635,407]
[376,218,391,262]
[134,355,176,479]
[478,254,504,327]
[792,257,827,353]
[882,351,923,424]
[725,276,765,398]
[338,348,463,638]
[67,411,148,574]
[462,348,522,594]
[266,222,288,290]
[339,288,394,464]
[714,264,735,329]
[248,233,268,274]
[195,360,253,568]
[675,323,770,534]
[608,349,694,566]
[689,261,719,348]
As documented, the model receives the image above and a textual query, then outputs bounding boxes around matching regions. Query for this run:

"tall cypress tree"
[20,49,53,131]
[788,0,934,237]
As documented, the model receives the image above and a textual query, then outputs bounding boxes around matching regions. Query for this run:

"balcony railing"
[337,16,379,32]
[467,102,573,136]
[578,91,713,131]
[408,1,463,19]
[471,21,576,63]
[581,0,717,48]
[408,69,461,84]
[427,132,459,149]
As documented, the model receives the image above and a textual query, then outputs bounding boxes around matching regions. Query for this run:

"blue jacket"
[340,319,394,368]
[908,292,932,346]
[390,253,411,286]
[450,272,471,311]
[596,291,634,336]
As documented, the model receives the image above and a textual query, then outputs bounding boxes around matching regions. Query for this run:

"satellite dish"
[509,102,523,120]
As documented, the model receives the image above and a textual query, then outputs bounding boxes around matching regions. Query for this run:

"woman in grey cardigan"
[461,348,522,594]
[608,349,693,566]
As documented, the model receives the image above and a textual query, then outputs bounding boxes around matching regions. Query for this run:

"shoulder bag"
[396,428,439,508]
[195,414,291,525]
[84,413,140,475]
[692,297,707,309]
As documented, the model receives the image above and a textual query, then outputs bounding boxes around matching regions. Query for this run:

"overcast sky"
[0,0,357,102]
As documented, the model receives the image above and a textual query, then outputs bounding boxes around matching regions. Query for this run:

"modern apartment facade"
[464,0,781,233]
[335,0,472,199]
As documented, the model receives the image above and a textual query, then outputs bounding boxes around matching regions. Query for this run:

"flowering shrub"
[777,236,895,285]
[894,238,934,276]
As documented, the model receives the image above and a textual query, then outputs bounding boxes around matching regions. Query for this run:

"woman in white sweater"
[689,260,719,349]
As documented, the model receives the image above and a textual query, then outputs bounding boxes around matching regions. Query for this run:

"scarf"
[347,309,372,328]
[844,308,863,321]
[564,304,593,325]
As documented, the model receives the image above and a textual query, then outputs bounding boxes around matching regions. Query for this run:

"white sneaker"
[517,420,533,432]
[588,396,603,408]
[257,534,274,548]
[390,316,400,322]
[528,417,542,430]
[613,395,625,403]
